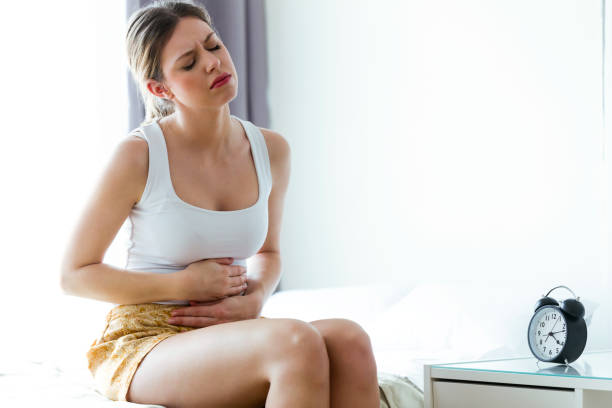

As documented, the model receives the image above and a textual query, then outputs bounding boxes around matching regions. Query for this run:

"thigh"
[126,317,317,408]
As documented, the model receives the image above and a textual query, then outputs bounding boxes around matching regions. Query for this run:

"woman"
[60,1,380,406]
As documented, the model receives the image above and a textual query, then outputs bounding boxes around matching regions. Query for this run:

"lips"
[211,73,231,89]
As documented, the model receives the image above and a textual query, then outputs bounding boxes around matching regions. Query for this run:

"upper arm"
[60,135,149,274]
[257,128,291,254]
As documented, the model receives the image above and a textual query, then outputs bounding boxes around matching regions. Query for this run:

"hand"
[174,257,248,301]
[167,286,263,328]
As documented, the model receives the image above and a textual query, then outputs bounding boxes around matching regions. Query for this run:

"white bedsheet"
[9,280,583,407]
[0,350,421,408]
[0,351,164,408]
[0,283,423,407]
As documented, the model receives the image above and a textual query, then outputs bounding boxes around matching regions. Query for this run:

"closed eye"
[183,45,222,70]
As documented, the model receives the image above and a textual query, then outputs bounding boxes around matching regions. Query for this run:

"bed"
[0,280,601,407]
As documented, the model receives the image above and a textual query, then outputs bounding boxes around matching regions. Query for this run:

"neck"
[162,104,235,157]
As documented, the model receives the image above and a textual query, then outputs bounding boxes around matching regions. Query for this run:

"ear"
[145,79,173,100]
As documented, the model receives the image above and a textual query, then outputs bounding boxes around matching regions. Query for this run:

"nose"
[203,51,221,73]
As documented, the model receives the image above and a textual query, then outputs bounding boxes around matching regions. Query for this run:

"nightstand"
[424,350,612,408]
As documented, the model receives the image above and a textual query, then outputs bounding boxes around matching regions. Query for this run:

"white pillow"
[261,283,413,327]
[367,280,599,359]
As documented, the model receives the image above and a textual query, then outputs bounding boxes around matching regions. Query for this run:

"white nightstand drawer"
[433,380,576,408]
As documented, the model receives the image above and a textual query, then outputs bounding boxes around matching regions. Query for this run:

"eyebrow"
[174,32,216,63]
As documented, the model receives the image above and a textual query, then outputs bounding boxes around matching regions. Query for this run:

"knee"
[326,319,377,377]
[329,319,374,356]
[273,318,328,357]
[266,318,329,374]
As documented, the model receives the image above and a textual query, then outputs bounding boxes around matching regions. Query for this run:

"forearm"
[245,251,282,308]
[61,263,182,305]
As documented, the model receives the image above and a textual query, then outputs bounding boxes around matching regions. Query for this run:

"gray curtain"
[125,0,270,131]
[125,0,280,293]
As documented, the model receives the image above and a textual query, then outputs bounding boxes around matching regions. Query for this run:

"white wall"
[265,0,611,352]
[0,0,128,360]
[265,0,608,298]
[1,0,609,362]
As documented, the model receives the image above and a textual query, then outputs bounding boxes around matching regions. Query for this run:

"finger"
[167,315,217,328]
[171,307,213,317]
[189,299,224,306]
[214,257,234,264]
[227,265,247,276]
[209,298,227,304]
[231,275,248,287]
[230,283,248,295]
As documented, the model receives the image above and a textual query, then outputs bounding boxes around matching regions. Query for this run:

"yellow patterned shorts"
[86,303,266,402]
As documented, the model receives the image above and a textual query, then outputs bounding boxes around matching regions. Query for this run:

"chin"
[215,86,238,104]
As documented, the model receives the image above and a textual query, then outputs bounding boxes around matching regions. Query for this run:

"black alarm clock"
[527,285,587,364]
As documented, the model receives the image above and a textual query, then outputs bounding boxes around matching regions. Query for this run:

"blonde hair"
[126,0,217,127]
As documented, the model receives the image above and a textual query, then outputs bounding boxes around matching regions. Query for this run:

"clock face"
[528,306,567,361]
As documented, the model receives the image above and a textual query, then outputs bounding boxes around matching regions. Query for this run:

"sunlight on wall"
[364,0,604,284]
[266,0,606,294]
[0,0,127,360]
[265,0,610,352]
[1,0,610,363]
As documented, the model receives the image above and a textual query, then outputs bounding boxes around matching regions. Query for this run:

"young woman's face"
[155,16,237,109]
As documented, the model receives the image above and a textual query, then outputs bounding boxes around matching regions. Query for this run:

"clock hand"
[549,314,561,332]
[550,333,565,346]
[543,313,561,344]
[551,330,566,335]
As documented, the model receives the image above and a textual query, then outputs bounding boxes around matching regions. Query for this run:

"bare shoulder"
[110,134,149,204]
[119,134,149,168]
[61,134,150,273]
[258,127,291,171]
[255,128,291,254]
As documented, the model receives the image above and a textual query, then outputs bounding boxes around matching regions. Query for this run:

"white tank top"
[123,114,272,305]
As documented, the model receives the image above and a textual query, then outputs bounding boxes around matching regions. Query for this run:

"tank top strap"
[128,121,173,206]
[234,115,273,197]
[129,116,272,207]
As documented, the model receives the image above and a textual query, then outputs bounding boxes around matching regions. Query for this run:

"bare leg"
[265,321,330,407]
[126,318,330,408]
[310,319,380,408]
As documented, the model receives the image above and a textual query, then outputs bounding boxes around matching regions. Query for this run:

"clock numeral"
[552,313,557,319]
[545,315,550,321]
[540,322,545,328]
[549,350,552,355]
[538,330,541,336]
[539,339,542,345]
[556,348,559,354]
[544,346,546,352]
